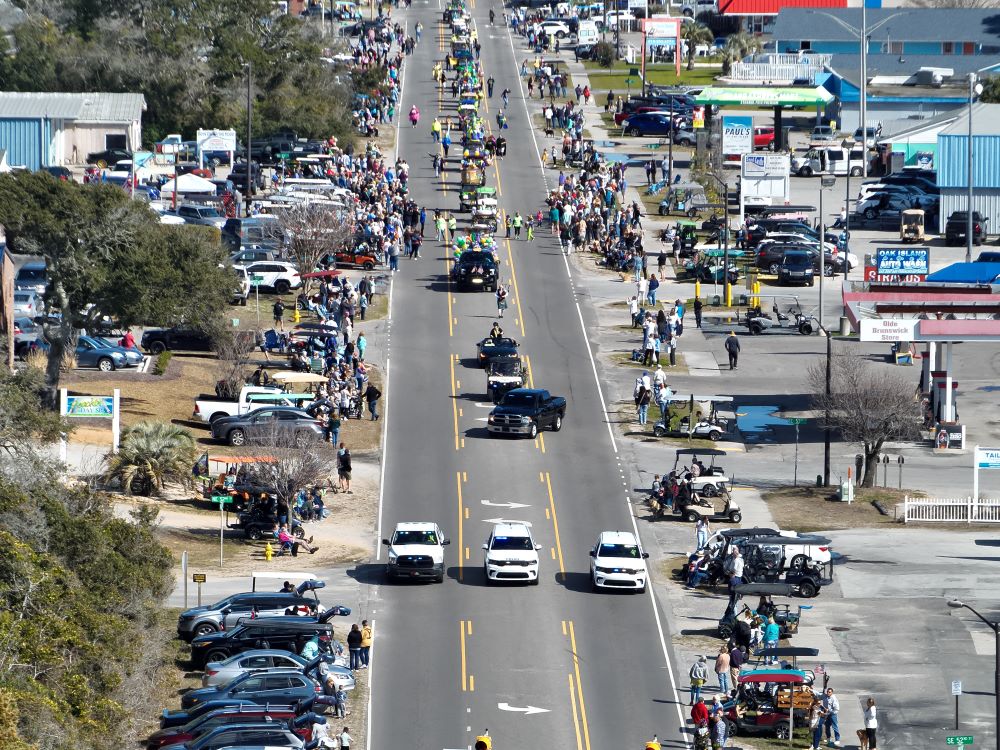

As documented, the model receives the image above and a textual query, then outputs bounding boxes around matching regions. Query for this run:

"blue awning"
[925,262,1000,285]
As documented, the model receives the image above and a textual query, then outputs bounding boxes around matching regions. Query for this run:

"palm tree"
[722,31,764,76]
[104,421,198,496]
[682,22,714,71]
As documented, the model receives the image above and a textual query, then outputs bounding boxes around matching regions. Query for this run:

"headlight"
[520,416,530,423]
[595,566,613,574]
[488,415,496,423]
[387,550,397,563]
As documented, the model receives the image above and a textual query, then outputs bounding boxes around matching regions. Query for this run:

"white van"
[792,146,865,177]
[576,19,599,45]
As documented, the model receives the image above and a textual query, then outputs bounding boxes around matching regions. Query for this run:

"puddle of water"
[602,153,630,163]
[593,140,620,148]
[735,405,792,444]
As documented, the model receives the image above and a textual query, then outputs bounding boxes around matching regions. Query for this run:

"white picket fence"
[903,496,1000,523]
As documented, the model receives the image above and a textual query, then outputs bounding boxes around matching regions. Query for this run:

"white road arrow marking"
[481,500,531,509]
[497,703,550,715]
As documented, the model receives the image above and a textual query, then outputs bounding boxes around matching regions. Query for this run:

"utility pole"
[824,327,832,485]
[246,62,253,218]
[966,72,980,264]
[860,2,868,178]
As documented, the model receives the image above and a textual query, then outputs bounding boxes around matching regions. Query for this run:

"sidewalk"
[540,53,868,745]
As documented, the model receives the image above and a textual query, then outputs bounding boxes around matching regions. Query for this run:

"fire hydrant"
[293,307,301,324]
[264,542,274,562]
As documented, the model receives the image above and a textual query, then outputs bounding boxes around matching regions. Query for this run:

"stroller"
[343,394,363,420]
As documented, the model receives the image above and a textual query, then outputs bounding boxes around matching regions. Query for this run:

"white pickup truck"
[192,385,305,424]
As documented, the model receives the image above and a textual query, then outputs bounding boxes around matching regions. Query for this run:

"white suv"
[590,531,649,593]
[245,261,301,294]
[483,522,541,585]
[534,20,570,38]
[383,522,450,583]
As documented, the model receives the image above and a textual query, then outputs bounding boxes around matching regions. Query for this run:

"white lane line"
[501,18,689,750]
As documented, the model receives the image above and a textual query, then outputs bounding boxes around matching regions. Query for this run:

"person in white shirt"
[863,697,877,749]
[339,727,353,750]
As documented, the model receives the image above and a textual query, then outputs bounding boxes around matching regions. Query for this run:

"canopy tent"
[926,263,1000,285]
[160,173,217,194]
[694,87,834,107]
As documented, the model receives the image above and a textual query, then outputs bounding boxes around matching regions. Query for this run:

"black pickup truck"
[487,388,566,438]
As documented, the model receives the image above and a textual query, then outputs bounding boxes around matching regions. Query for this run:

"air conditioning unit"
[915,67,953,86]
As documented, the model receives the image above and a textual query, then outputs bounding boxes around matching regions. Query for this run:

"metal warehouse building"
[0,92,145,170]
[936,105,1000,236]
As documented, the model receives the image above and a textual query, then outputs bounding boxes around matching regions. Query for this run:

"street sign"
[946,736,973,746]
[250,274,264,287]
[787,417,807,425]
[952,681,963,696]
[192,573,207,583]
[210,494,234,504]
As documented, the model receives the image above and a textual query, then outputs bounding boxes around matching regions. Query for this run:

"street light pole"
[843,138,853,281]
[860,3,868,178]
[824,326,832,486]
[947,599,1000,750]
[246,62,253,218]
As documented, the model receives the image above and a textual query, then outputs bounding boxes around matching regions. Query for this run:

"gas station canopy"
[694,87,834,108]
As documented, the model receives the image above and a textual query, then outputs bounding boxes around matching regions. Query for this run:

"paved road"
[371,7,691,750]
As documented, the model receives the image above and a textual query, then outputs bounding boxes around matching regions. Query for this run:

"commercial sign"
[196,129,237,153]
[692,106,705,129]
[742,153,789,178]
[876,247,930,277]
[859,319,918,342]
[934,422,965,450]
[722,116,753,156]
[975,447,1000,470]
[65,395,115,418]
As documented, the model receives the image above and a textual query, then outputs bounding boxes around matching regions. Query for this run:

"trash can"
[712,295,721,306]
[839,316,850,336]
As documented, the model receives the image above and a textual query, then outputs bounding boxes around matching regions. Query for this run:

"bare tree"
[809,353,922,487]
[209,325,258,400]
[275,203,356,292]
[243,428,334,504]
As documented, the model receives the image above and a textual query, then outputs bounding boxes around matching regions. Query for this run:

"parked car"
[945,211,988,246]
[809,125,837,142]
[174,204,228,229]
[12,317,39,357]
[975,251,1000,263]
[483,521,541,585]
[147,706,305,750]
[41,165,73,180]
[673,126,697,146]
[589,530,649,593]
[753,126,775,151]
[177,584,324,640]
[188,615,338,669]
[74,335,144,371]
[856,191,936,220]
[852,125,881,147]
[210,407,326,447]
[534,19,570,37]
[180,669,321,710]
[777,251,815,286]
[244,261,301,294]
[142,326,214,354]
[382,522,450,582]
[865,172,938,194]
[156,721,305,750]
[14,260,47,294]
[230,245,281,265]
[201,650,350,688]
[86,148,133,167]
[192,384,296,425]
[222,216,281,250]
[13,290,38,318]
[621,112,675,137]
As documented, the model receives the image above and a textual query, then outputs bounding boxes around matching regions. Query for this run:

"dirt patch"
[118,459,378,574]
[761,486,907,532]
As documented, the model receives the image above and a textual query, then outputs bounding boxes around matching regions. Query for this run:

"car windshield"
[91,336,118,348]
[783,253,810,263]
[18,268,45,282]
[14,294,29,302]
[598,543,640,559]
[491,535,533,551]
[211,595,237,610]
[491,361,521,375]
[483,338,515,349]
[460,252,496,267]
[501,392,536,407]
[199,207,223,218]
[393,530,438,545]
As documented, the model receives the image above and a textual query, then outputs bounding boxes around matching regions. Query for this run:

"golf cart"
[722,670,815,741]
[486,358,525,403]
[682,249,742,284]
[717,582,811,641]
[741,535,834,598]
[742,297,817,336]
[657,183,709,217]
[900,208,925,243]
[677,219,699,253]
[653,394,734,442]
[673,448,731,497]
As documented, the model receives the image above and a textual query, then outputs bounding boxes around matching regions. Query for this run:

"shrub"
[152,351,172,376]
[593,41,615,69]
[103,421,197,496]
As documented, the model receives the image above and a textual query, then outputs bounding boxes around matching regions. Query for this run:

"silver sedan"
[202,648,353,689]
